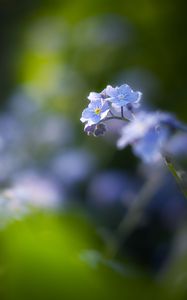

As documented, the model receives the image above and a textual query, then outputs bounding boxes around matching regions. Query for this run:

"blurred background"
[0,0,187,299]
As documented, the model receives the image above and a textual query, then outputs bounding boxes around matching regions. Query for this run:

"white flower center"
[118,94,125,101]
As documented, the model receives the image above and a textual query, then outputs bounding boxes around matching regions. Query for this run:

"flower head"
[117,112,171,163]
[106,84,142,108]
[80,82,187,166]
[80,99,110,126]
[133,128,166,163]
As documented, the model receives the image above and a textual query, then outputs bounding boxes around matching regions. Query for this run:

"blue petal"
[88,100,102,110]
[90,114,101,123]
[106,85,119,97]
[125,91,142,103]
[87,92,101,101]
[101,101,110,112]
[118,84,132,95]
[133,129,162,163]
[81,107,93,119]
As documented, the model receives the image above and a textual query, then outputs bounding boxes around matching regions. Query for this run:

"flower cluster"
[80,83,187,163]
[80,84,142,136]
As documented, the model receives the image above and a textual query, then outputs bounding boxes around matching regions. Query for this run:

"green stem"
[106,170,164,257]
[164,156,187,199]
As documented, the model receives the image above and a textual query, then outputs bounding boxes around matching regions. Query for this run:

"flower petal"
[87,92,101,101]
[106,85,119,97]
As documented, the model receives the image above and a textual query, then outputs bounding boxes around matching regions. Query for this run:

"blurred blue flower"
[117,112,160,148]
[106,84,142,107]
[51,148,97,185]
[10,171,62,209]
[117,112,171,163]
[0,170,62,227]
[88,171,140,206]
[133,128,167,164]
[80,99,110,125]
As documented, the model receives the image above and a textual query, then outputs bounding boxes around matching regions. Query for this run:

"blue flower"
[80,100,110,125]
[117,112,170,163]
[81,82,187,165]
[106,84,142,107]
[87,89,106,102]
[133,128,166,163]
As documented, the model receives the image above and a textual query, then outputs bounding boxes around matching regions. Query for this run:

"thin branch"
[121,107,124,118]
[102,116,129,123]
[164,156,187,199]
